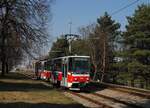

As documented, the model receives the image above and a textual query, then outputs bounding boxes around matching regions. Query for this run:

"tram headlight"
[74,77,78,81]
[86,77,89,81]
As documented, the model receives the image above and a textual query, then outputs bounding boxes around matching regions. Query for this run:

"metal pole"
[69,22,72,54]
[69,22,72,35]
[69,38,71,54]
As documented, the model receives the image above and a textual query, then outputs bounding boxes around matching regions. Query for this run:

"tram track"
[107,87,150,99]
[66,82,150,108]
[101,83,150,99]
[68,91,113,108]
[92,92,143,108]
[67,90,148,108]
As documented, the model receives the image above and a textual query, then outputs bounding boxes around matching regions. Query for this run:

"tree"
[0,0,53,75]
[71,39,90,56]
[90,12,120,82]
[123,4,150,88]
[49,36,69,59]
[78,13,120,82]
[78,24,98,79]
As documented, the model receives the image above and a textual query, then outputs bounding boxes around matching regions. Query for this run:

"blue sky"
[50,0,149,39]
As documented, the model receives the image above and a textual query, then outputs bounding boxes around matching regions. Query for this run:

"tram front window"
[69,58,90,74]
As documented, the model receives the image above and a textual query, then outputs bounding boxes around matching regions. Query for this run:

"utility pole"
[68,22,72,53]
[101,32,106,83]
[69,21,72,34]
[65,22,79,55]
[65,34,79,55]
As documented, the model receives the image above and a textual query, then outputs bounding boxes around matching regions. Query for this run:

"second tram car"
[35,60,52,81]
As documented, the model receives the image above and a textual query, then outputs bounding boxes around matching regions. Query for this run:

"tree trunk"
[6,62,9,74]
[93,65,97,81]
[1,18,6,76]
[101,32,106,83]
[1,58,6,76]
[131,79,134,87]
[1,36,6,76]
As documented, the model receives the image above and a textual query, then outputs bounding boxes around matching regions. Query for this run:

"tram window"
[41,62,45,71]
[69,57,90,74]
[68,58,73,71]
[62,64,65,76]
[44,62,47,70]
[53,59,62,71]
[38,62,42,70]
[45,61,52,71]
[56,65,61,71]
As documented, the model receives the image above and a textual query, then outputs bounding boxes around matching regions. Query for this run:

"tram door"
[61,58,68,87]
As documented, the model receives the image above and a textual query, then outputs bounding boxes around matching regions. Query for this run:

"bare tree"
[0,0,53,75]
[78,13,120,82]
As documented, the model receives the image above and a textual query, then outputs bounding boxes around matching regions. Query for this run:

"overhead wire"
[110,0,140,16]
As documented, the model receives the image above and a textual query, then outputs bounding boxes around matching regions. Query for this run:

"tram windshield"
[69,57,90,74]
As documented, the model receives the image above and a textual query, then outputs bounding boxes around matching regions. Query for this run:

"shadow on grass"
[0,72,33,80]
[0,81,52,91]
[0,102,85,108]
[0,72,52,91]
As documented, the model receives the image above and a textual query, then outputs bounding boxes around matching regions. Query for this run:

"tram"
[35,55,91,90]
[51,56,90,90]
[34,60,51,81]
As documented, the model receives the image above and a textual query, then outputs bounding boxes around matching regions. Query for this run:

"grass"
[0,72,85,108]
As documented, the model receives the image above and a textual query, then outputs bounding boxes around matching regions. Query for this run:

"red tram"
[34,60,51,81]
[35,56,91,90]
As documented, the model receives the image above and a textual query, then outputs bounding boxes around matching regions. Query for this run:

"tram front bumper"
[69,82,88,90]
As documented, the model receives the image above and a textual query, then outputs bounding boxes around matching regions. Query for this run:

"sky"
[50,0,149,37]
[45,0,149,53]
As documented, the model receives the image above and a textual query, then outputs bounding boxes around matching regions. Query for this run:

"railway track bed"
[93,90,150,108]
[63,83,150,108]
[64,90,150,108]
[101,83,150,99]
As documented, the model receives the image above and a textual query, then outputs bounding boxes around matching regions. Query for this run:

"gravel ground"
[96,89,150,108]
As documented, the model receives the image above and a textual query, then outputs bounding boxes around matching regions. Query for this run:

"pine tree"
[90,12,120,82]
[123,4,150,88]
